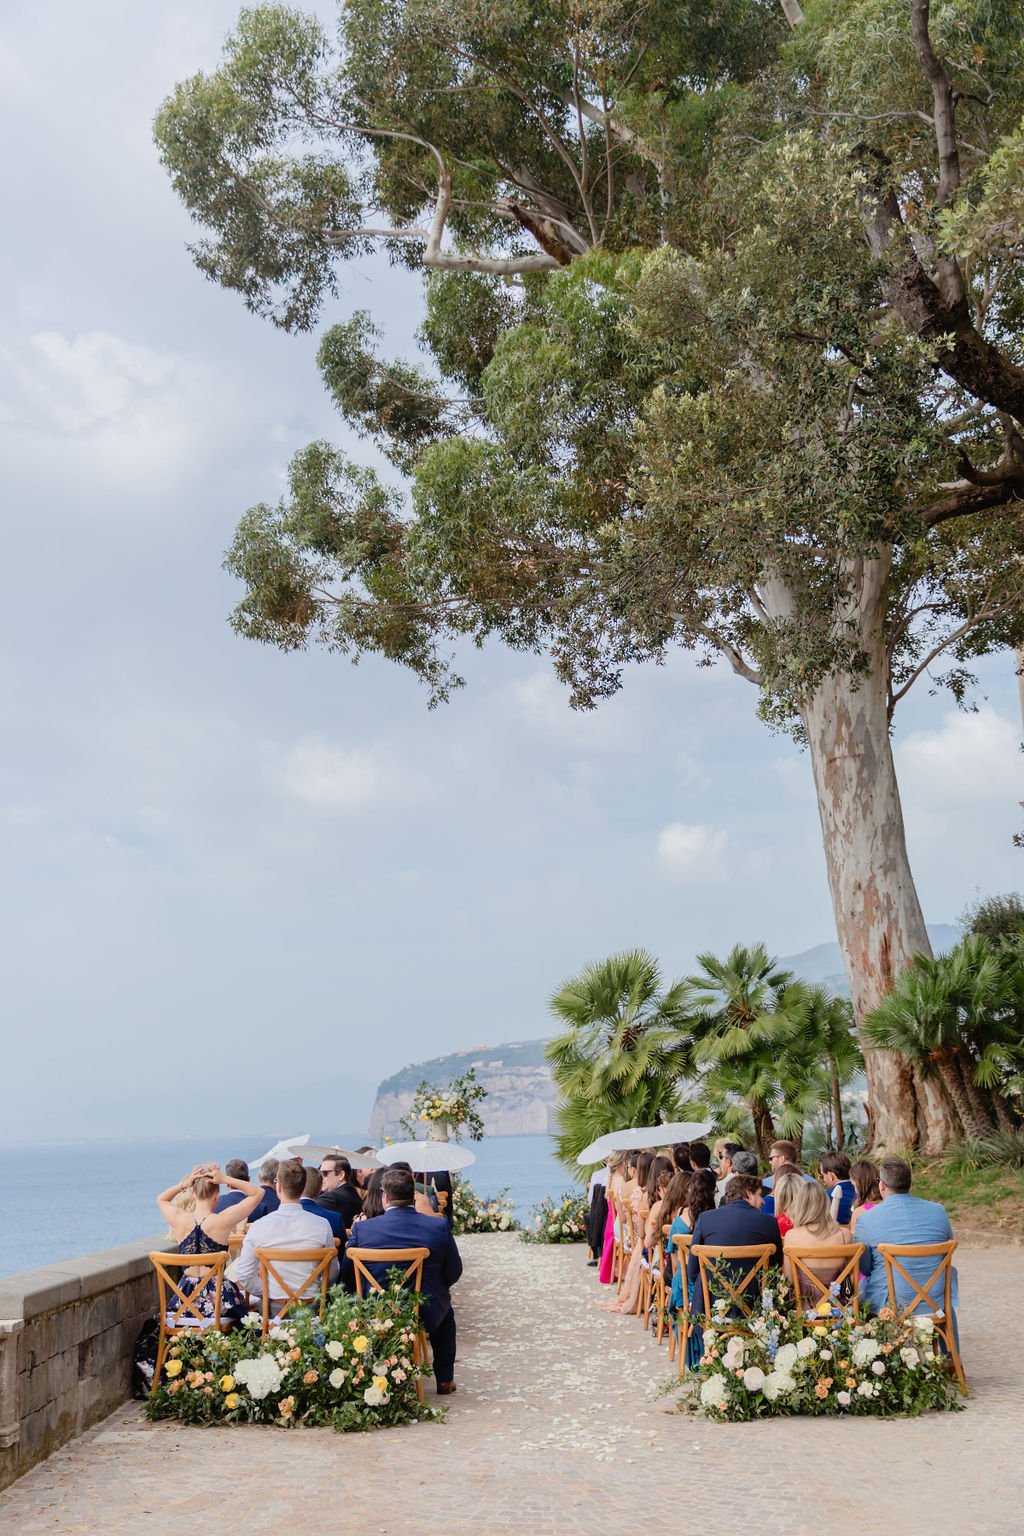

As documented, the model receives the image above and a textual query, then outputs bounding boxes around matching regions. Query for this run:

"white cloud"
[0,329,237,493]
[896,705,1020,808]
[657,821,728,881]
[282,735,393,811]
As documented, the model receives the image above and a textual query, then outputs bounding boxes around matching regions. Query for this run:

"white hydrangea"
[325,1341,345,1360]
[912,1315,935,1334]
[774,1342,799,1373]
[233,1355,285,1401]
[853,1338,881,1366]
[819,1349,833,1361]
[836,1390,851,1407]
[742,1366,766,1391]
[699,1374,731,1410]
[762,1370,794,1403]
[723,1337,746,1368]
[241,1312,262,1330]
[796,1336,817,1358]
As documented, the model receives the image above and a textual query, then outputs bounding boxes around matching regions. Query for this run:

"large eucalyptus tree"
[156,0,1024,1149]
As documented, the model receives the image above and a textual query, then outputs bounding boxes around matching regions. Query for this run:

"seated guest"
[156,1162,264,1324]
[714,1142,742,1203]
[856,1157,958,1323]
[765,1139,800,1191]
[235,1158,339,1309]
[667,1169,718,1367]
[686,1174,783,1312]
[341,1166,463,1395]
[390,1160,446,1220]
[688,1142,712,1171]
[248,1158,281,1222]
[770,1169,805,1237]
[608,1155,672,1314]
[849,1158,882,1234]
[671,1142,691,1175]
[301,1167,344,1244]
[726,1149,758,1198]
[317,1152,363,1227]
[820,1151,857,1228]
[214,1159,252,1214]
[783,1180,852,1290]
[352,1168,386,1224]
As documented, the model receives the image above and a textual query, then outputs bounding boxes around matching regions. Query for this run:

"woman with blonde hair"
[607,1155,673,1314]
[156,1162,264,1323]
[782,1178,851,1289]
[771,1169,805,1238]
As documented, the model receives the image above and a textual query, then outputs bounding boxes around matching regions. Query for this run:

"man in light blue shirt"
[856,1156,958,1325]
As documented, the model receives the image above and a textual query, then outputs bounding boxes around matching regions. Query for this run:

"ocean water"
[0,1133,575,1278]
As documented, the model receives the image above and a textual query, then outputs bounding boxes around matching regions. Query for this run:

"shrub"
[520,1191,589,1243]
[450,1177,519,1234]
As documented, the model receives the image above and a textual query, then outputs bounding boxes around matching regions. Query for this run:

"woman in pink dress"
[598,1152,628,1284]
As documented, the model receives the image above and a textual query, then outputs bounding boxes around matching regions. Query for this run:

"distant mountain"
[368,925,963,1136]
[780,923,961,997]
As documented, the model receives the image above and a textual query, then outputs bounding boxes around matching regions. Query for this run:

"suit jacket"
[300,1197,345,1249]
[855,1193,957,1315]
[341,1205,463,1331]
[686,1201,783,1287]
[318,1183,363,1228]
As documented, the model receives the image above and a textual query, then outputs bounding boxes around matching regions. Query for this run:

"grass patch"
[913,1158,1024,1236]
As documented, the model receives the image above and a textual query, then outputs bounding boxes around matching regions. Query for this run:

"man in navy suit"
[341,1165,464,1394]
[687,1174,783,1311]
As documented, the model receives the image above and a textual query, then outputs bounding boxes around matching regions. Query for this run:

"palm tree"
[863,936,1015,1141]
[546,950,695,1171]
[686,944,842,1158]
[805,985,863,1151]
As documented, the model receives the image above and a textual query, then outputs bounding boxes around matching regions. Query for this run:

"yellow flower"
[816,1300,832,1317]
[813,1325,828,1337]
[279,1395,296,1419]
[372,1375,389,1393]
[224,1393,240,1409]
[219,1375,235,1392]
[352,1336,370,1353]
[165,1360,182,1378]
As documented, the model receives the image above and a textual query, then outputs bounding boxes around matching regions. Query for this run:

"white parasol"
[284,1142,386,1168]
[375,1140,476,1173]
[575,1120,712,1166]
[249,1133,310,1173]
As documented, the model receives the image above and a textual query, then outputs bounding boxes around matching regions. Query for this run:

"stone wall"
[0,1233,171,1491]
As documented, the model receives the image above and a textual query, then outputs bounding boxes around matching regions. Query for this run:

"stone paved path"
[1,1234,1021,1535]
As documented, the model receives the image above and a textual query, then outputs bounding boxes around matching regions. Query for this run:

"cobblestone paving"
[2,1234,1020,1535]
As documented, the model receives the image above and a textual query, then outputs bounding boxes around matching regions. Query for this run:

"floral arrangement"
[683,1282,964,1421]
[147,1281,437,1432]
[400,1067,487,1142]
[521,1190,589,1243]
[450,1176,519,1234]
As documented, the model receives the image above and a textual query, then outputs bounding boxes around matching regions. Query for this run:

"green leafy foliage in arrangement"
[864,935,1024,1140]
[400,1066,487,1142]
[449,1176,519,1234]
[684,1280,963,1422]
[521,1191,589,1244]
[146,1281,436,1431]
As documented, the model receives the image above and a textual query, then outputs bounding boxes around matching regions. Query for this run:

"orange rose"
[815,1381,830,1399]
[303,1369,319,1385]
[288,1348,302,1362]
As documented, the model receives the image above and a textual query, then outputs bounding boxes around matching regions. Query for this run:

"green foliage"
[545,949,696,1172]
[864,935,1024,1137]
[940,1129,1024,1175]
[449,1176,518,1233]
[960,891,1024,947]
[146,1280,436,1430]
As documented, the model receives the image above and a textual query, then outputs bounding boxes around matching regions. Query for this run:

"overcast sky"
[1,1,1021,1144]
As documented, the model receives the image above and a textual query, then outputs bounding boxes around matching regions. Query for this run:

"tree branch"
[689,622,764,686]
[914,472,1024,527]
[909,0,961,211]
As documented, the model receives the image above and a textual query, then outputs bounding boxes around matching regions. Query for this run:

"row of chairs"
[149,1245,432,1400]
[605,1193,966,1392]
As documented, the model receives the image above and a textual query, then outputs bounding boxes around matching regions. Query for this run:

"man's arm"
[686,1215,705,1284]
[234,1227,261,1295]
[441,1231,463,1288]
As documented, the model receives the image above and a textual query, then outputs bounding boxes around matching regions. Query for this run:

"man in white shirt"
[235,1158,339,1307]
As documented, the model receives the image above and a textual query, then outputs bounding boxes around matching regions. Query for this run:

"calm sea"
[0,1133,574,1278]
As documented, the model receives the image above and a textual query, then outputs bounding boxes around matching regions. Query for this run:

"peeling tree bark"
[763,555,960,1152]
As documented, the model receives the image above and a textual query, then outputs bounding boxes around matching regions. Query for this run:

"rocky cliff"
[368,1039,558,1139]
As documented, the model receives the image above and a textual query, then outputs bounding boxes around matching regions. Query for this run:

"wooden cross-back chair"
[878,1240,967,1394]
[641,1224,666,1336]
[650,1224,671,1345]
[149,1251,227,1396]
[691,1243,776,1326]
[786,1243,865,1320]
[672,1232,694,1375]
[346,1246,432,1402]
[254,1247,337,1335]
[628,1205,648,1316]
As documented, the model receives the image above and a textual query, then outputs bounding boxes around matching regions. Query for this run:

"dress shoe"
[437,1381,457,1395]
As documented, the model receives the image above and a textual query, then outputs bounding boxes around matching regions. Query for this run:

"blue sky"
[1,1,1021,1142]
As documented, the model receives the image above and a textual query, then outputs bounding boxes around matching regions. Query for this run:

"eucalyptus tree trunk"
[763,554,959,1153]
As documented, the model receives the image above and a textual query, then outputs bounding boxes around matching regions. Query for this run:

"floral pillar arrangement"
[400,1067,487,1143]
